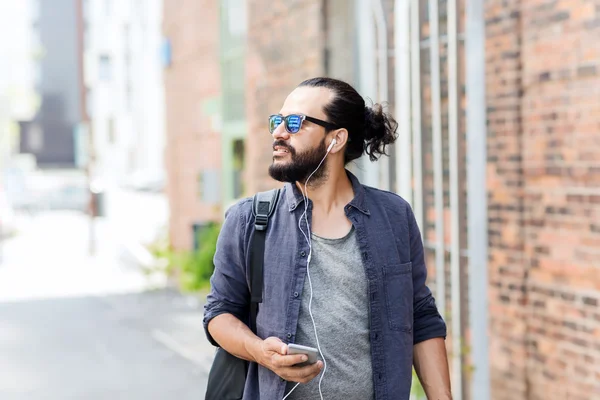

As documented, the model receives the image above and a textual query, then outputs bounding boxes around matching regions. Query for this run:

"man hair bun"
[364,102,399,161]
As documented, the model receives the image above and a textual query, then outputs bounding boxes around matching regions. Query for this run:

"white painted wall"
[0,0,37,168]
[84,0,165,188]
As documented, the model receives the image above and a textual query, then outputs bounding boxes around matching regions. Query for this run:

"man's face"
[268,86,335,184]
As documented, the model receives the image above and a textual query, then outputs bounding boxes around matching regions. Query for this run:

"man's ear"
[329,128,349,153]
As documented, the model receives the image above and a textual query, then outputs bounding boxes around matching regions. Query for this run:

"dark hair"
[298,77,398,164]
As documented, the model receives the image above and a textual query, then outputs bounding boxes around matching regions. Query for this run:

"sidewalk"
[0,209,217,377]
[98,288,218,375]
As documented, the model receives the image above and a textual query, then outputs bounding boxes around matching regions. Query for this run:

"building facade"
[0,1,38,169]
[162,1,600,399]
[163,0,223,251]
[486,0,600,398]
[19,0,81,167]
[83,0,166,188]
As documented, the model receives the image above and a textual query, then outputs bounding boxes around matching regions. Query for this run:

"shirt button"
[300,251,306,257]
[294,292,299,298]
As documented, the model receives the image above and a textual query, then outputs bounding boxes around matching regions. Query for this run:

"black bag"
[205,189,281,400]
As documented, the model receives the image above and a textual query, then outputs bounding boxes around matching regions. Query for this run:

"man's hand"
[251,337,323,383]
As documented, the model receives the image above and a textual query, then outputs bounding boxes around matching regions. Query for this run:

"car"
[126,172,166,193]
[46,183,90,212]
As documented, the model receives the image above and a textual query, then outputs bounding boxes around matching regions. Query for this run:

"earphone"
[283,137,336,400]
[327,138,336,152]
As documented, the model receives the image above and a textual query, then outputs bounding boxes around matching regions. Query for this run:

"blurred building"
[0,1,38,169]
[83,0,166,188]
[162,1,599,399]
[162,0,223,251]
[486,1,600,399]
[16,0,82,167]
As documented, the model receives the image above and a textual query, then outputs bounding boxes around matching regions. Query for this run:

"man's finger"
[263,338,286,354]
[282,361,323,381]
[272,353,308,367]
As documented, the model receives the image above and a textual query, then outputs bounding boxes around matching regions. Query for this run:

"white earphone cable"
[283,140,334,400]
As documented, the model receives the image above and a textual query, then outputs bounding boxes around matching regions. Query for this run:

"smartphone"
[287,343,319,366]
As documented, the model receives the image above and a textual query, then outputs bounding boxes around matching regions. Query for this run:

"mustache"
[272,140,295,154]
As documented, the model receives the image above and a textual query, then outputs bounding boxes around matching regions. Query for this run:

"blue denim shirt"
[203,171,447,400]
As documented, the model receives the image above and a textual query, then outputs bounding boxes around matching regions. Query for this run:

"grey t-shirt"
[285,227,374,399]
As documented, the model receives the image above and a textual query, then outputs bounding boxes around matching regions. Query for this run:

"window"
[83,0,91,22]
[84,22,91,50]
[107,118,115,144]
[225,0,246,38]
[30,0,40,22]
[123,25,132,110]
[125,84,132,111]
[198,170,220,204]
[33,63,42,87]
[222,58,245,121]
[232,139,245,199]
[98,55,112,81]
[221,0,247,123]
[28,124,44,152]
[161,38,172,68]
[85,87,93,118]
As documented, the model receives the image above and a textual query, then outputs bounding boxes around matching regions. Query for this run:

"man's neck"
[295,167,354,214]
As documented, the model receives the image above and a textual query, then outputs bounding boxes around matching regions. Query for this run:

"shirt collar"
[283,169,370,215]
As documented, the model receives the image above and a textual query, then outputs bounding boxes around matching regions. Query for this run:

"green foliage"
[148,222,221,293]
[178,222,221,292]
[146,229,172,264]
[411,368,426,399]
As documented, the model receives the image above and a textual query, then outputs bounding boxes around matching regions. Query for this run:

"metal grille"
[354,0,489,398]
[400,1,489,399]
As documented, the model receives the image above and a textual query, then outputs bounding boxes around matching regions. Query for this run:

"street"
[0,205,215,399]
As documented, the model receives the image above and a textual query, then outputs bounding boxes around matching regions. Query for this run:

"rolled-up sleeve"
[407,206,447,345]
[203,199,251,347]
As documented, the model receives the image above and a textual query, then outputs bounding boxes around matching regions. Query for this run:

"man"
[204,77,451,399]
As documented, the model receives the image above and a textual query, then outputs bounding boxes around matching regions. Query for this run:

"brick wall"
[245,0,326,194]
[161,0,600,395]
[163,0,222,251]
[486,1,527,398]
[486,0,600,398]
[521,0,600,397]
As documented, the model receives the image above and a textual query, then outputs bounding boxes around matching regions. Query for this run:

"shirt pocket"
[382,262,414,332]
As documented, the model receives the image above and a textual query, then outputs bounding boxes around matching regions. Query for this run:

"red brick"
[163,0,222,250]
[244,0,326,194]
[488,0,600,398]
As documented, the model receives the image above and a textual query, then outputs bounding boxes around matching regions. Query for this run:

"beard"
[268,138,328,185]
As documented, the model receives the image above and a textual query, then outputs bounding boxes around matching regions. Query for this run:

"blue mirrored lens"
[286,115,303,133]
[269,115,283,133]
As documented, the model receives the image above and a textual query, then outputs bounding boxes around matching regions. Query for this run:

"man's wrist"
[244,336,263,365]
[425,388,452,400]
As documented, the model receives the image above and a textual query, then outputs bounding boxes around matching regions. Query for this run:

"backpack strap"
[252,189,281,231]
[248,188,281,333]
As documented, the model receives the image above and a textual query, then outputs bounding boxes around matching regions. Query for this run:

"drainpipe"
[371,0,389,191]
[410,0,423,231]
[394,0,412,203]
[355,0,378,187]
[466,0,490,397]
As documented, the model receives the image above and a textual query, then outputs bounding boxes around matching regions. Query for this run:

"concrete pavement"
[0,210,217,399]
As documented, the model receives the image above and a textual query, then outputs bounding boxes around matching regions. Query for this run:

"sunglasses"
[268,114,339,134]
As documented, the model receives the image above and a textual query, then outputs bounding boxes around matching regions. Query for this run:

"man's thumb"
[265,336,285,353]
